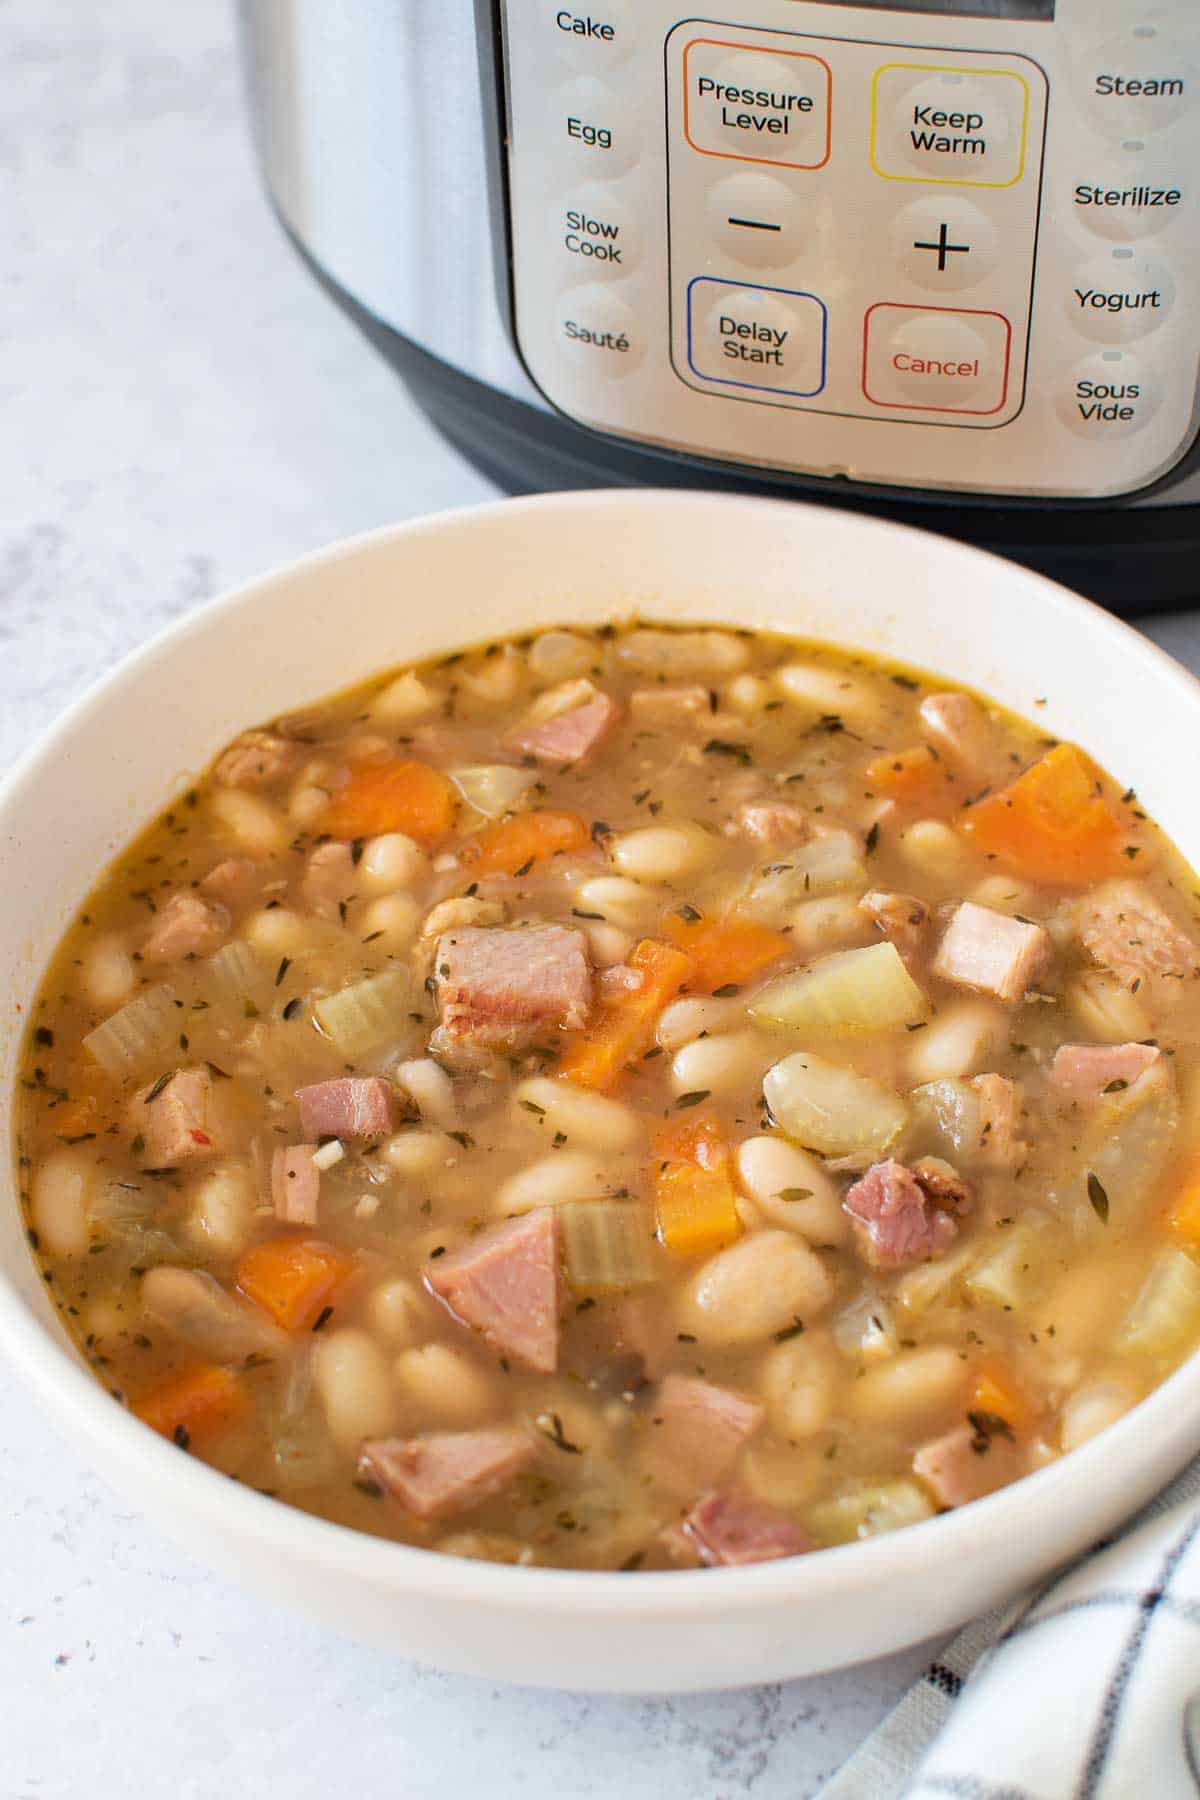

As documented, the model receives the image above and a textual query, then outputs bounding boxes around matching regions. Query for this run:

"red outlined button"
[862,302,1012,415]
[683,39,832,170]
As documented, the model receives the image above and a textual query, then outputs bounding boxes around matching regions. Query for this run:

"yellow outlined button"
[871,64,1030,189]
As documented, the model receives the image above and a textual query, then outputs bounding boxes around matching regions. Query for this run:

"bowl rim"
[3,485,1199,1621]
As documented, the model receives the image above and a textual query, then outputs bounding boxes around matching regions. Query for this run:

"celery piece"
[560,1200,658,1293]
[1118,1248,1200,1357]
[742,832,867,920]
[83,983,178,1076]
[808,1480,934,1545]
[313,969,411,1056]
[965,1213,1056,1312]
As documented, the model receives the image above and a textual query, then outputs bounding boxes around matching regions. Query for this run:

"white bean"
[1060,1378,1138,1453]
[244,906,319,958]
[724,673,772,716]
[513,1076,642,1152]
[32,1150,95,1257]
[742,1443,825,1509]
[760,1331,840,1440]
[848,1346,966,1424]
[576,874,666,932]
[905,1000,1005,1085]
[735,1136,849,1246]
[366,1278,427,1348]
[461,645,524,704]
[529,630,593,684]
[358,833,428,895]
[371,670,439,722]
[82,935,136,1008]
[897,820,971,887]
[677,1230,833,1346]
[395,1059,457,1128]
[610,825,713,885]
[788,896,872,956]
[969,874,1042,916]
[382,1129,458,1178]
[288,783,331,827]
[618,628,750,677]
[393,1344,498,1426]
[359,892,421,950]
[496,1151,611,1216]
[670,1032,769,1097]
[421,895,505,938]
[656,995,745,1052]
[775,663,881,726]
[580,920,633,968]
[184,1161,256,1256]
[312,1328,397,1451]
[209,787,288,855]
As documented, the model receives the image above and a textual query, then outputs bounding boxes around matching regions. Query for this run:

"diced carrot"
[1166,1152,1200,1245]
[970,1360,1032,1435]
[661,911,791,992]
[323,758,457,845]
[558,938,692,1092]
[462,809,591,878]
[235,1237,357,1332]
[958,743,1128,885]
[133,1361,250,1447]
[864,745,961,818]
[653,1113,742,1257]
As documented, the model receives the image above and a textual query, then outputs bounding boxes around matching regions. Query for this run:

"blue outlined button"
[686,276,827,397]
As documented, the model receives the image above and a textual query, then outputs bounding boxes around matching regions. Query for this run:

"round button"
[1072,159,1185,242]
[1057,348,1159,440]
[1076,21,1194,138]
[559,182,639,279]
[880,66,1023,185]
[559,76,638,176]
[688,47,830,168]
[879,311,990,402]
[704,171,822,270]
[557,283,644,378]
[689,279,826,396]
[1068,248,1174,344]
[550,2,633,70]
[891,195,999,292]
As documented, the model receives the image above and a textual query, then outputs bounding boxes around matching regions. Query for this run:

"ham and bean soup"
[18,623,1200,1570]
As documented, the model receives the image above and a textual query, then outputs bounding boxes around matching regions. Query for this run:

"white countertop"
[3,6,1198,1797]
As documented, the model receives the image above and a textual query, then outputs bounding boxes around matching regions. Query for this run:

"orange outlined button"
[683,38,831,170]
[863,303,1012,415]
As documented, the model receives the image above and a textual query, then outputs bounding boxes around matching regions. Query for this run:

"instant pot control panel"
[498,0,1200,499]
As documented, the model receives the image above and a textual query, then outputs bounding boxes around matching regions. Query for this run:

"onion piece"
[83,983,178,1076]
[450,765,535,819]
[808,1480,934,1545]
[763,1052,906,1158]
[1118,1248,1200,1357]
[751,942,927,1035]
[206,939,263,1003]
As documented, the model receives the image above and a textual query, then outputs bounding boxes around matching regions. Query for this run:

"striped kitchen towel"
[820,1454,1200,1799]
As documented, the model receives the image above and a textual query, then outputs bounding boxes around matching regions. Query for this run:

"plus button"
[914,222,971,272]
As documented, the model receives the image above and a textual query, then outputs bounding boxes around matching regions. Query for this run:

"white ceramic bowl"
[2,490,1198,1694]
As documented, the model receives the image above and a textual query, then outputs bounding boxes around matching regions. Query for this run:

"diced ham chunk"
[297,1076,400,1140]
[142,893,228,963]
[913,1420,1025,1511]
[843,1159,958,1269]
[860,889,928,954]
[629,685,711,727]
[132,1067,227,1165]
[302,841,358,920]
[640,1374,762,1497]
[361,1427,534,1521]
[199,858,262,907]
[934,902,1051,1004]
[425,1207,562,1374]
[1076,880,1200,1006]
[503,680,621,768]
[272,1143,320,1226]
[431,924,591,1066]
[214,729,298,789]
[972,1073,1028,1170]
[683,1490,814,1567]
[918,692,991,771]
[1048,1041,1160,1104]
[734,800,813,847]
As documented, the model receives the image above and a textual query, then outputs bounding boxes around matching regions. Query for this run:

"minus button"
[728,216,782,232]
[706,174,806,269]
